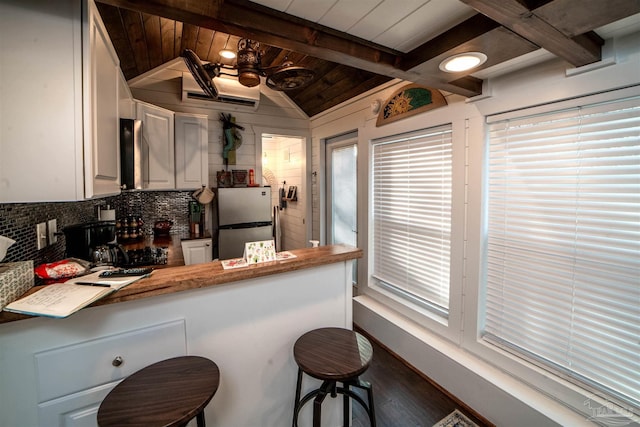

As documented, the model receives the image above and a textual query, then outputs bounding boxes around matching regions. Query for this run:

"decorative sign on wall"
[376,84,447,127]
[220,113,244,166]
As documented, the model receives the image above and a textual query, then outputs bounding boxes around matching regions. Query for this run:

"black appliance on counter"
[62,221,128,266]
[123,247,168,267]
[64,221,169,267]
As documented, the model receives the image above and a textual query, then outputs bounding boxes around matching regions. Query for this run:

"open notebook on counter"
[2,269,151,318]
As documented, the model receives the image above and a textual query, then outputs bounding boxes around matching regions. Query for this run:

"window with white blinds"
[371,125,452,317]
[484,95,640,409]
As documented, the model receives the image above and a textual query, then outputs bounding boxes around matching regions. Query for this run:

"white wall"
[310,30,640,427]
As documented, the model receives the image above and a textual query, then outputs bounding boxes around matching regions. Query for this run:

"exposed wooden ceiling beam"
[534,0,640,37]
[95,0,224,26]
[460,0,605,66]
[95,0,485,97]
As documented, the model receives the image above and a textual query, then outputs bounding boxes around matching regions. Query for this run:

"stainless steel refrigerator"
[217,187,273,259]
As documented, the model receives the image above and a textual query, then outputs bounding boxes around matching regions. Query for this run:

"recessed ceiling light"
[219,49,236,59]
[439,52,487,73]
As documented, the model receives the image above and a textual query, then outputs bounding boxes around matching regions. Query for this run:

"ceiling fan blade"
[182,49,219,98]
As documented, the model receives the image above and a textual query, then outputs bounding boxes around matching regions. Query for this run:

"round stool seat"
[294,327,373,380]
[292,327,376,427]
[98,356,219,427]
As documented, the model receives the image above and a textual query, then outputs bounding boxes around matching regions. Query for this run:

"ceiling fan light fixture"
[439,52,487,73]
[237,39,262,87]
[219,49,236,59]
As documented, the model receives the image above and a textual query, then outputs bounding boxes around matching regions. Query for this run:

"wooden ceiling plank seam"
[174,21,184,57]
[460,0,603,66]
[303,75,392,117]
[195,27,215,60]
[209,32,230,64]
[180,23,200,55]
[120,9,151,75]
[292,64,364,105]
[96,3,138,79]
[142,13,164,70]
[159,17,176,63]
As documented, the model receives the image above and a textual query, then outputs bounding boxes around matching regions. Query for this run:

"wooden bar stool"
[292,327,376,427]
[97,356,220,427]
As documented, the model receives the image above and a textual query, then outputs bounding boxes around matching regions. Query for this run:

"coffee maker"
[62,221,128,266]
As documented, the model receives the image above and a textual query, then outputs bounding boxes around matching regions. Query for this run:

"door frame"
[325,137,358,246]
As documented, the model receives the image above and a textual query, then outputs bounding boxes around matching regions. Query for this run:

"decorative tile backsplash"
[0,191,194,267]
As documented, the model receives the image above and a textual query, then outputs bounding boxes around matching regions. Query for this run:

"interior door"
[326,132,358,284]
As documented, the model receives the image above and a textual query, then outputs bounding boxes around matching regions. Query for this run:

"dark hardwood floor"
[351,328,492,427]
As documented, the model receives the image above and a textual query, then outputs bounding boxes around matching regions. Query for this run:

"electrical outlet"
[36,222,48,250]
[48,219,57,244]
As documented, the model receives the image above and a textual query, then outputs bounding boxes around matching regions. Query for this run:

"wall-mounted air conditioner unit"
[182,73,260,110]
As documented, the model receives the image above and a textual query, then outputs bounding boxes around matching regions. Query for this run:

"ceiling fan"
[182,39,315,99]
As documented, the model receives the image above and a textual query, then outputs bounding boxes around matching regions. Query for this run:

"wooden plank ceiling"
[96,0,640,117]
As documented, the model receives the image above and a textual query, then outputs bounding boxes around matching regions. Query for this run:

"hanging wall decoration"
[376,84,447,127]
[219,113,244,166]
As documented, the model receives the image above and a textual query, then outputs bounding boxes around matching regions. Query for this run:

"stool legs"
[196,411,206,427]
[342,383,350,427]
[293,372,376,427]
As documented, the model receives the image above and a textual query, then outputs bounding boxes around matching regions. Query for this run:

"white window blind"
[484,95,640,409]
[371,125,452,317]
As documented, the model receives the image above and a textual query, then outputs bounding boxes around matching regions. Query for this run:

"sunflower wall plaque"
[376,84,447,127]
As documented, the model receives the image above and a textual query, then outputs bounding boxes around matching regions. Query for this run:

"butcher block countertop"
[0,245,362,325]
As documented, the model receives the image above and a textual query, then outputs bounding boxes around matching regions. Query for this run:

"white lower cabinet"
[38,382,116,427]
[35,319,186,427]
[181,238,213,265]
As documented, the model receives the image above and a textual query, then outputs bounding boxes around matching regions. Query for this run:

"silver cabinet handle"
[112,356,124,367]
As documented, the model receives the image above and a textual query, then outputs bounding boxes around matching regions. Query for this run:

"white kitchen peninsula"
[0,245,361,427]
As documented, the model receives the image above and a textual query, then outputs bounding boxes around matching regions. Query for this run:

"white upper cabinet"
[84,0,121,198]
[136,101,175,190]
[175,113,209,190]
[0,0,120,202]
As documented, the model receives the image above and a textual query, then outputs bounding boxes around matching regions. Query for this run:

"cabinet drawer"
[35,319,186,402]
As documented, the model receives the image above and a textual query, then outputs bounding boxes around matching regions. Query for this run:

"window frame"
[462,85,640,421]
[363,111,468,341]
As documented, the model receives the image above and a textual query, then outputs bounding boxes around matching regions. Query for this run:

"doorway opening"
[261,133,307,251]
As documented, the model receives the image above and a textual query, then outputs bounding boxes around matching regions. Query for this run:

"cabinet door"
[181,239,212,265]
[38,382,116,427]
[175,113,208,189]
[0,0,83,202]
[136,102,175,190]
[118,70,135,120]
[85,0,120,198]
